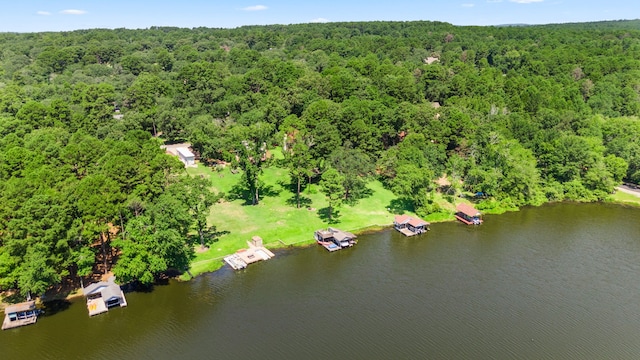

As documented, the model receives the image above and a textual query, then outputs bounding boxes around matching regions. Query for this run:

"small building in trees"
[161,143,197,168]
[394,215,430,236]
[455,203,483,225]
[2,300,39,330]
[83,276,127,316]
[176,147,196,167]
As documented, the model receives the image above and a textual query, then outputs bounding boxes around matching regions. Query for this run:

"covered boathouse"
[314,228,357,251]
[2,300,39,330]
[394,215,430,236]
[83,276,127,316]
[455,203,483,225]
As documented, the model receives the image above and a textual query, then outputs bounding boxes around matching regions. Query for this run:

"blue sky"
[1,0,638,32]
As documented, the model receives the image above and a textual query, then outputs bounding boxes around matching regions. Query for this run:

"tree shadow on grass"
[285,194,312,208]
[343,185,374,206]
[226,183,252,205]
[260,184,281,198]
[318,207,341,224]
[387,198,414,214]
[227,183,281,205]
[187,228,230,247]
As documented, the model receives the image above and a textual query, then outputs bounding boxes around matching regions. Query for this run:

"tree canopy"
[1,19,640,295]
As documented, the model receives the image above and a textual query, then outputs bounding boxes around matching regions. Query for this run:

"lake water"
[3,203,640,359]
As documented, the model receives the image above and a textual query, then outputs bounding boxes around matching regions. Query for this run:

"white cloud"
[310,17,329,23]
[487,0,503,3]
[37,11,51,16]
[60,9,87,15]
[462,3,475,7]
[242,5,268,11]
[509,0,543,3]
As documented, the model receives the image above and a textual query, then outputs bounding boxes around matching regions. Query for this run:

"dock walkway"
[224,236,275,270]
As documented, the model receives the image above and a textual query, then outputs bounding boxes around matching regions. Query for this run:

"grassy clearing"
[181,162,506,279]
[607,189,640,206]
[181,165,639,280]
[182,163,433,278]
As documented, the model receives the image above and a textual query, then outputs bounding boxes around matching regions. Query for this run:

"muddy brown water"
[2,203,640,359]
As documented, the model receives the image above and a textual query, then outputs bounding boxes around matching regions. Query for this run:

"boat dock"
[2,301,39,330]
[83,276,128,317]
[393,215,430,236]
[314,228,357,251]
[224,236,275,270]
[455,203,483,225]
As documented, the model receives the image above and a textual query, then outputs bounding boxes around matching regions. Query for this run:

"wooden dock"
[318,241,341,252]
[2,301,39,330]
[224,236,275,270]
[393,215,430,236]
[314,228,357,251]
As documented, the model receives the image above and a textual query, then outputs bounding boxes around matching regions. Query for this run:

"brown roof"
[408,217,429,227]
[395,215,429,227]
[456,203,480,217]
[4,300,36,314]
[394,214,411,224]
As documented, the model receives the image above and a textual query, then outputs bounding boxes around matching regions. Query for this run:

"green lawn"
[608,189,640,206]
[182,162,506,279]
[181,166,640,279]
[183,163,428,278]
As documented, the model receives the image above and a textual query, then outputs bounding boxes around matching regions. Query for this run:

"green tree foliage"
[231,122,274,205]
[2,20,640,296]
[320,167,345,222]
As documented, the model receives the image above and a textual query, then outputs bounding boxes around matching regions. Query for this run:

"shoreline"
[3,194,638,310]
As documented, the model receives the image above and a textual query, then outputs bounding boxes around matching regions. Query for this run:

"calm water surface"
[3,203,640,359]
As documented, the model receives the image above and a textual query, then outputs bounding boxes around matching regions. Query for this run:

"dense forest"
[1,20,640,298]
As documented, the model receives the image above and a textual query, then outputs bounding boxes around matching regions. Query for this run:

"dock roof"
[456,203,481,217]
[4,301,36,314]
[83,276,122,299]
[408,217,429,227]
[395,215,429,227]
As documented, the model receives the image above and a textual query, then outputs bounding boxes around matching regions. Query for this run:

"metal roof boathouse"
[83,276,127,316]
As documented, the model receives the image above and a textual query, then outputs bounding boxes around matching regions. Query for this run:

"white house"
[176,147,196,167]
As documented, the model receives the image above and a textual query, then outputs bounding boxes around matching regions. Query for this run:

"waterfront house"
[455,203,483,225]
[394,215,430,236]
[2,300,39,330]
[314,228,357,251]
[83,276,127,316]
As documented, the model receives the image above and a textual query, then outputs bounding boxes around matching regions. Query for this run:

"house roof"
[457,203,480,217]
[176,147,195,158]
[4,300,36,314]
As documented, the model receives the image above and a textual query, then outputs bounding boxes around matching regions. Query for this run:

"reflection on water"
[3,203,640,359]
